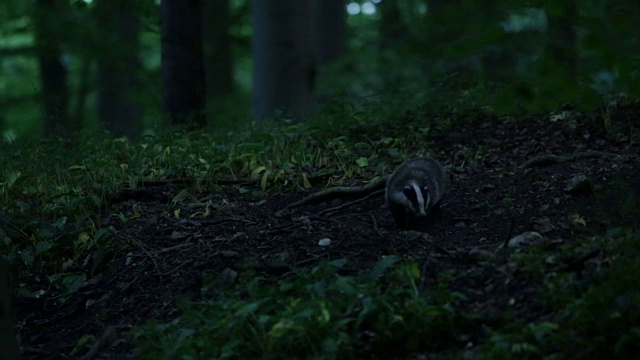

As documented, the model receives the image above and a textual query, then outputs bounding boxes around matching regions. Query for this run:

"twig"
[154,243,193,255]
[21,346,52,356]
[205,217,251,226]
[370,213,379,231]
[318,189,385,216]
[129,237,162,279]
[80,325,132,360]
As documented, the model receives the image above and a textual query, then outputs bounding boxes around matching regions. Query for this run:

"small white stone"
[508,231,543,248]
[318,238,332,247]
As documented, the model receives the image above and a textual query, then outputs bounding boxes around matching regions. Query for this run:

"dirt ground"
[15,104,640,359]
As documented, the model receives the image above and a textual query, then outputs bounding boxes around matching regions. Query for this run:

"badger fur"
[385,157,449,228]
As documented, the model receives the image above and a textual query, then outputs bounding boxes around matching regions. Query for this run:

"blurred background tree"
[0,0,638,139]
[95,0,144,138]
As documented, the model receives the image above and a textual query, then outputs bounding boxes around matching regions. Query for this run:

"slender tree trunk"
[72,56,93,129]
[251,0,315,119]
[378,0,403,52]
[546,1,577,83]
[202,0,233,123]
[0,257,19,360]
[34,0,71,136]
[202,0,233,99]
[314,0,346,66]
[95,0,143,138]
[161,0,206,126]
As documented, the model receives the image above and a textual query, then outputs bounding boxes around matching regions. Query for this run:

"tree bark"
[314,0,346,66]
[72,56,93,131]
[95,0,143,138]
[34,0,71,136]
[251,0,315,119]
[546,2,577,83]
[378,0,403,52]
[161,0,206,126]
[202,0,233,123]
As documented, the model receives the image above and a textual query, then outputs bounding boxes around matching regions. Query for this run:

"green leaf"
[35,240,54,255]
[20,250,34,266]
[367,256,399,282]
[356,157,369,167]
[171,189,189,206]
[387,148,400,158]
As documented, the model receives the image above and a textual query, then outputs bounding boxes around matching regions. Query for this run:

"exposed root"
[279,176,388,214]
[520,151,615,169]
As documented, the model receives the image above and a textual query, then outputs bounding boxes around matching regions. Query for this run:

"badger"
[385,157,449,228]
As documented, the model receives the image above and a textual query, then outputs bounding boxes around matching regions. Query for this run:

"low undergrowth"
[132,258,473,359]
[484,228,640,359]
[131,228,640,359]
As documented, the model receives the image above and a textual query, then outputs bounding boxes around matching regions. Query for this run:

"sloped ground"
[15,104,640,359]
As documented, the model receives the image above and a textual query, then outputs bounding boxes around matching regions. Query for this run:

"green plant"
[483,228,640,359]
[131,258,473,359]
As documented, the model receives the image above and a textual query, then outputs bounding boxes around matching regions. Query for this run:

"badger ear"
[403,186,413,196]
[422,185,430,193]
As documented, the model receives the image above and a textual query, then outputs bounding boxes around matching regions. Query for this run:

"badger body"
[385,157,449,228]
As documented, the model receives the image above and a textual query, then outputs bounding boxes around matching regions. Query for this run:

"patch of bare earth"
[16,105,640,359]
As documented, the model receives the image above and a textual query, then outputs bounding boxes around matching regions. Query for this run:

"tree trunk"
[34,0,71,136]
[95,0,143,138]
[161,0,206,126]
[72,56,93,130]
[0,257,20,360]
[202,0,233,123]
[251,0,315,119]
[314,0,346,66]
[378,0,403,52]
[546,2,577,83]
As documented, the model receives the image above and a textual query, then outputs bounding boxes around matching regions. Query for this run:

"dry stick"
[370,213,379,231]
[280,176,388,212]
[520,151,614,169]
[128,236,163,279]
[80,325,132,360]
[156,249,218,277]
[21,347,52,356]
[206,217,251,226]
[138,178,254,187]
[424,237,451,256]
[156,258,198,277]
[318,188,385,216]
[154,243,193,255]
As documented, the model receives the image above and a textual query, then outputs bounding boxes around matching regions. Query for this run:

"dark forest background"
[1,0,638,139]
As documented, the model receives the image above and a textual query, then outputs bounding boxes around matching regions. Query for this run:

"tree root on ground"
[520,151,615,169]
[278,176,388,214]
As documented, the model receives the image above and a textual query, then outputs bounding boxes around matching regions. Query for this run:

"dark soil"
[15,104,640,359]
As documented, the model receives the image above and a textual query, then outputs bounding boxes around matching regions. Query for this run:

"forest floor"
[14,102,640,359]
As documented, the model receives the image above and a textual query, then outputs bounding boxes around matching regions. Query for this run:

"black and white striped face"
[402,181,431,218]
